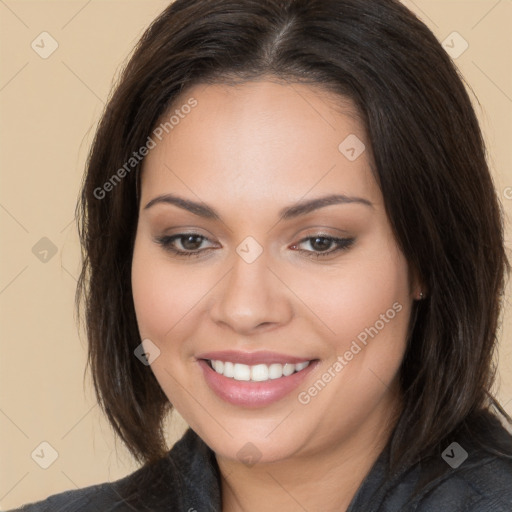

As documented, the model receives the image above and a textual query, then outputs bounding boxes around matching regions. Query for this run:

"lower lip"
[198,359,318,408]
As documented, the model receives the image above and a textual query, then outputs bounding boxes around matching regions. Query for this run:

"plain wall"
[0,0,511,508]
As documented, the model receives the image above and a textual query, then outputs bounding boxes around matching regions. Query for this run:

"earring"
[419,291,424,300]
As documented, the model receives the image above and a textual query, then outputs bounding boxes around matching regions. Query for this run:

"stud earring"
[419,291,424,300]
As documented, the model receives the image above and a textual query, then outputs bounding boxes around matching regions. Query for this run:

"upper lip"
[196,350,315,365]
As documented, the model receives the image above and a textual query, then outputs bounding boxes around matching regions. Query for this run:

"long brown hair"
[76,0,511,471]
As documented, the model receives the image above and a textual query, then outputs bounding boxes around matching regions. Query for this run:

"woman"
[13,0,512,510]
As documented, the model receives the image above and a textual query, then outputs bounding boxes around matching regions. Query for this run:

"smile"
[197,351,319,408]
[207,360,311,382]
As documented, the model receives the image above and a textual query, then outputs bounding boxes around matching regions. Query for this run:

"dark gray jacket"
[11,417,512,511]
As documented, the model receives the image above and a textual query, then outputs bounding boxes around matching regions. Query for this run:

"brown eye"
[292,235,355,258]
[309,237,335,252]
[179,234,205,251]
[154,233,216,258]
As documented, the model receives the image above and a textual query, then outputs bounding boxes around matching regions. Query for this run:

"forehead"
[141,80,380,209]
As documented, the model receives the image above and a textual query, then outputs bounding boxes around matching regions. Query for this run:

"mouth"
[205,359,312,382]
[196,351,319,408]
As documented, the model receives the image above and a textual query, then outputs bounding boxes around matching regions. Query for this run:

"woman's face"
[132,79,418,464]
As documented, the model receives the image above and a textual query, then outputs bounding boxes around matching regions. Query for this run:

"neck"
[217,389,402,512]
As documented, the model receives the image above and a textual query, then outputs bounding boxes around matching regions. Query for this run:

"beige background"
[0,0,511,508]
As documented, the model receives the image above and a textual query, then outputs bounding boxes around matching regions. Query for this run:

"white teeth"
[233,363,251,381]
[223,361,234,378]
[295,361,309,371]
[212,360,224,373]
[208,360,311,381]
[268,364,283,379]
[282,363,295,376]
[251,364,269,382]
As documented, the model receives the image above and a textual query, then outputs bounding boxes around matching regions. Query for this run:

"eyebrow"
[143,193,373,221]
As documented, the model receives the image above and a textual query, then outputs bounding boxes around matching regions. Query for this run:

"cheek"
[131,240,206,410]
[131,238,206,347]
[293,251,411,432]
[288,248,411,352]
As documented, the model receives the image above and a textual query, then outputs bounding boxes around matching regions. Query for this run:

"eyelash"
[154,233,355,259]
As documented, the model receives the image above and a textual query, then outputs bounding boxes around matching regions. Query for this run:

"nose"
[209,249,294,335]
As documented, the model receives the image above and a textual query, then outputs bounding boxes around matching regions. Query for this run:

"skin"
[131,78,421,512]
